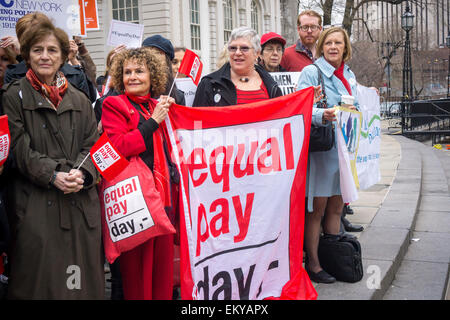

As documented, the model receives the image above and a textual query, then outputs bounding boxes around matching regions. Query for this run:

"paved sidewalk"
[313,120,450,300]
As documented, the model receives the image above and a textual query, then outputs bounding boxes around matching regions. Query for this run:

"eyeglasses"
[299,25,321,32]
[264,46,283,53]
[228,45,253,53]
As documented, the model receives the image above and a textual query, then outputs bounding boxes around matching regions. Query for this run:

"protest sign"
[0,0,82,38]
[270,72,301,96]
[106,19,144,48]
[90,133,129,182]
[166,89,317,300]
[175,78,197,107]
[178,49,203,86]
[356,85,381,190]
[83,0,98,30]
[0,115,10,167]
[336,107,363,203]
[77,0,86,36]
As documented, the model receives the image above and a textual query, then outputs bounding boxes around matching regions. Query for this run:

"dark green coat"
[2,78,104,299]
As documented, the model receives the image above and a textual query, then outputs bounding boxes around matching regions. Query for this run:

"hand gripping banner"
[165,88,317,300]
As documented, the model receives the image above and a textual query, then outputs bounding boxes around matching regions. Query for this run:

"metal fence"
[401,98,450,144]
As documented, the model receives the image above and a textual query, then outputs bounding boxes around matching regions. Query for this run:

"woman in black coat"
[193,27,282,107]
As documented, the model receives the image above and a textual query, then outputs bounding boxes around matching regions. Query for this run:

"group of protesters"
[0,9,366,300]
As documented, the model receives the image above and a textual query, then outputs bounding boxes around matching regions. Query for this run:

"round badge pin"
[214,93,221,103]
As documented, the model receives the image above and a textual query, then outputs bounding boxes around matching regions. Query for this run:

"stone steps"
[315,134,450,300]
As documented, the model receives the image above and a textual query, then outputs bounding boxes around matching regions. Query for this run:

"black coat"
[4,61,98,103]
[192,63,282,107]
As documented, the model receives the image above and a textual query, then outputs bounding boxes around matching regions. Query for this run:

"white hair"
[227,26,261,53]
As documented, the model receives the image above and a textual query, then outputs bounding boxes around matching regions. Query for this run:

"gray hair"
[227,26,261,53]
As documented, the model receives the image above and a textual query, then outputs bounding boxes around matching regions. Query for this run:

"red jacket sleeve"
[101,95,147,158]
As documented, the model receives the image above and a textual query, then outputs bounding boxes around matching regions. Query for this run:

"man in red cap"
[258,32,287,72]
[280,10,322,72]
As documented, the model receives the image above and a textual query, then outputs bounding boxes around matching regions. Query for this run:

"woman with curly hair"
[101,47,175,300]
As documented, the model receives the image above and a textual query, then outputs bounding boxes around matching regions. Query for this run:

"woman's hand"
[97,120,103,134]
[52,169,85,194]
[68,40,81,66]
[313,85,324,104]
[323,107,337,122]
[151,95,175,124]
[1,36,20,55]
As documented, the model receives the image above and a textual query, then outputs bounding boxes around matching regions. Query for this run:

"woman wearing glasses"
[192,27,282,107]
[258,32,287,72]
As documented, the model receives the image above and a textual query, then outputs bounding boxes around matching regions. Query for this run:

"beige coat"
[2,78,104,299]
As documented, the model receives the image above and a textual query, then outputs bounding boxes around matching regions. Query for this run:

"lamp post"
[401,2,414,100]
[401,1,414,133]
[446,31,450,98]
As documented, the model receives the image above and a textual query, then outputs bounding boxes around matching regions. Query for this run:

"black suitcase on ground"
[318,233,363,283]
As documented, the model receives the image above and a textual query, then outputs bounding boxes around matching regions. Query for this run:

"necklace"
[239,77,250,83]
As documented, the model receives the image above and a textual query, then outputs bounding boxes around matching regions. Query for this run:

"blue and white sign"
[0,0,80,38]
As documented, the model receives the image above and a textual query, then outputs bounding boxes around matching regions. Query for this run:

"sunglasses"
[228,45,253,53]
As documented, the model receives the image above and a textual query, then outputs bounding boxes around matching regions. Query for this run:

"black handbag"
[318,233,363,283]
[309,64,334,152]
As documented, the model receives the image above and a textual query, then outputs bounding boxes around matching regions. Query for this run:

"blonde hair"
[216,45,229,69]
[109,47,168,97]
[316,27,352,62]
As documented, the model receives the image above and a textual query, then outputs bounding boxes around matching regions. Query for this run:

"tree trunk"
[322,0,335,26]
[342,0,355,36]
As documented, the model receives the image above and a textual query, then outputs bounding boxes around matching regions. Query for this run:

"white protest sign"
[0,0,81,38]
[177,116,305,300]
[336,107,363,203]
[103,176,155,242]
[355,85,381,190]
[106,19,144,48]
[175,77,197,107]
[270,72,301,96]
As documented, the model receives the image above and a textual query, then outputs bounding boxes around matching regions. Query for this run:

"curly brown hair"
[109,47,168,97]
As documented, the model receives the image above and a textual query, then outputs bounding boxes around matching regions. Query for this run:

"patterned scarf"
[26,68,68,108]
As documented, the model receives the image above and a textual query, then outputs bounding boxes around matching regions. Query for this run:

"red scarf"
[123,93,173,209]
[333,62,352,95]
[26,69,68,108]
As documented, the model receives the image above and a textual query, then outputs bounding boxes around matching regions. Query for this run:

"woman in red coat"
[101,48,175,300]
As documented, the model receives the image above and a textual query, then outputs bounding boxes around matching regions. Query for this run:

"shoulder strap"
[311,63,327,106]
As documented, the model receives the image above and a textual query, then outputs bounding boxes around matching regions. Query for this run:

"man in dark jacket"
[192,63,282,107]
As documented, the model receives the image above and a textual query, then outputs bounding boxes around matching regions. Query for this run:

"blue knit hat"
[142,35,174,60]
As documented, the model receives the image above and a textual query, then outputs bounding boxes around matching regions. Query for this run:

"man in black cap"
[141,35,185,105]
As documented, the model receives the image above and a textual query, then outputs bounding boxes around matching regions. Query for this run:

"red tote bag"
[99,156,176,264]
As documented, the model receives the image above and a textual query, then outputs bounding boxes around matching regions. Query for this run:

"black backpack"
[318,233,363,283]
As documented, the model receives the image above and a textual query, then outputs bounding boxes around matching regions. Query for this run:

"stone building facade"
[84,0,284,78]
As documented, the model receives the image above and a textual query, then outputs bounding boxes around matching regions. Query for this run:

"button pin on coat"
[214,93,221,103]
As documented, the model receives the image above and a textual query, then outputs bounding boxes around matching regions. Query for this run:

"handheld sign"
[0,0,82,38]
[270,72,302,96]
[0,115,10,167]
[83,0,99,30]
[178,49,203,86]
[106,19,144,48]
[90,133,129,181]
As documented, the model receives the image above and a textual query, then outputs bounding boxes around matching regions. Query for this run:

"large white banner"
[355,85,381,190]
[0,0,81,37]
